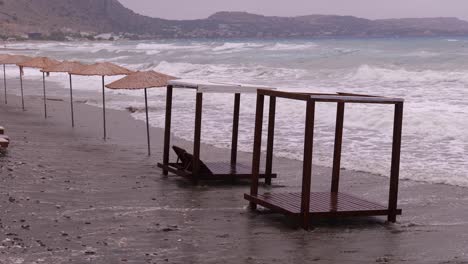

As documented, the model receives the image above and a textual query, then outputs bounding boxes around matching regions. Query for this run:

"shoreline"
[3,75,453,188]
[1,82,468,263]
[3,38,468,189]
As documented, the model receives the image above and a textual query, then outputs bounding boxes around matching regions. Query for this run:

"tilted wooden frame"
[245,89,404,230]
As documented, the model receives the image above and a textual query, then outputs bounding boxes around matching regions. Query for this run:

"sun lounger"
[162,145,277,181]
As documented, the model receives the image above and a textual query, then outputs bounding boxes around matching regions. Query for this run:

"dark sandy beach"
[1,79,468,264]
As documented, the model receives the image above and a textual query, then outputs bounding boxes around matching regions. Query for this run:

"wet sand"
[1,80,468,263]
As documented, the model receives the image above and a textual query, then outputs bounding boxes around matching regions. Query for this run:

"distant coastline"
[2,0,468,41]
[2,35,468,43]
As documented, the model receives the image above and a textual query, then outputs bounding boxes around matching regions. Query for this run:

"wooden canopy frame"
[244,89,404,230]
[157,84,277,184]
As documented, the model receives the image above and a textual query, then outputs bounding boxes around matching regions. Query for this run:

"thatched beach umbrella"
[0,54,32,105]
[106,71,177,155]
[70,62,132,140]
[41,61,87,127]
[17,57,61,115]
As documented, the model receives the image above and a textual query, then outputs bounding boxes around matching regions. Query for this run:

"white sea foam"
[265,42,318,51]
[212,42,266,52]
[2,39,468,188]
[135,43,206,53]
[349,64,468,85]
[153,61,308,82]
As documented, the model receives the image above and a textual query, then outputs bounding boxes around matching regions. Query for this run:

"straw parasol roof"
[41,61,87,73]
[70,62,133,76]
[106,71,177,90]
[18,57,61,69]
[0,54,33,64]
[0,54,10,61]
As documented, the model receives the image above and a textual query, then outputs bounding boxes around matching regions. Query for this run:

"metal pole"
[231,93,240,166]
[42,72,47,119]
[102,76,107,140]
[145,88,151,156]
[388,102,404,222]
[265,96,276,185]
[301,99,315,230]
[162,85,173,175]
[3,64,7,104]
[69,74,75,127]
[19,67,24,111]
[192,92,203,184]
[331,102,345,192]
[249,93,265,210]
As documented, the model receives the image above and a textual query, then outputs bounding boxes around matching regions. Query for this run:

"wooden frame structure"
[244,89,404,230]
[157,80,278,184]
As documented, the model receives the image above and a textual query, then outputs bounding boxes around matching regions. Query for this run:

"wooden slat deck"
[157,161,277,180]
[206,162,272,177]
[245,192,401,217]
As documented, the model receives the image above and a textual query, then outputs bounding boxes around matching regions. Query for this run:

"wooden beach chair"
[172,146,211,174]
[157,79,278,184]
[170,145,266,181]
[245,90,404,230]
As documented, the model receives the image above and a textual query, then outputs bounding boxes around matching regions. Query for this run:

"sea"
[2,37,468,187]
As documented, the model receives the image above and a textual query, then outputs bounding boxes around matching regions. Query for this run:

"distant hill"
[1,0,468,40]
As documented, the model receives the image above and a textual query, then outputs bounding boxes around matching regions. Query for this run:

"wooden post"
[300,99,315,230]
[331,102,345,192]
[3,64,7,104]
[42,72,47,119]
[388,102,403,222]
[231,93,240,166]
[144,88,151,156]
[192,92,203,184]
[265,96,276,185]
[250,94,265,209]
[102,76,107,140]
[162,85,173,176]
[69,74,75,127]
[20,67,24,111]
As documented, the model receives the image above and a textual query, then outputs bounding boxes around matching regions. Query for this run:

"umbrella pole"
[19,67,24,111]
[42,72,47,119]
[145,88,151,156]
[102,76,106,140]
[3,64,7,104]
[69,74,75,127]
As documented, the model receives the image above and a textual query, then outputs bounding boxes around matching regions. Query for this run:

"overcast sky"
[117,0,468,21]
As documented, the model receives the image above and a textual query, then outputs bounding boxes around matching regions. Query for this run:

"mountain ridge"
[1,0,468,39]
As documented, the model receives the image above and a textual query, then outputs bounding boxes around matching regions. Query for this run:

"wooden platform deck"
[245,192,401,217]
[158,161,277,180]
